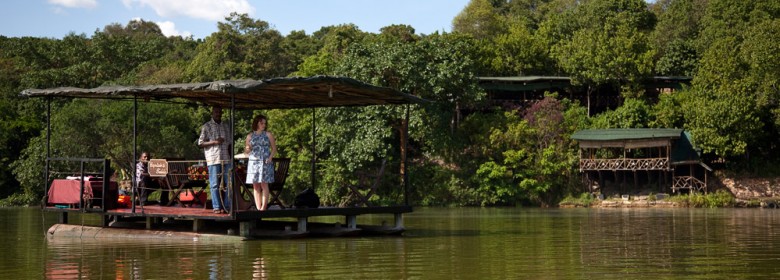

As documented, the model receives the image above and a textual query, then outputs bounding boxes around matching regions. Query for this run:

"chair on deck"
[340,159,387,207]
[268,158,291,208]
[166,161,207,207]
[238,158,291,210]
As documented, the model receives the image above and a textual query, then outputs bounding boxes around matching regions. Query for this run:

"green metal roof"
[478,76,572,92]
[571,128,684,141]
[478,76,571,83]
[572,128,704,165]
[671,131,702,164]
[477,76,691,92]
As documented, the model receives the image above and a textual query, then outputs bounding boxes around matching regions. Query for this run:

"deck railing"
[579,158,670,171]
[672,176,707,193]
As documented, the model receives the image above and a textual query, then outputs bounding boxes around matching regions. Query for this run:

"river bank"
[561,176,780,208]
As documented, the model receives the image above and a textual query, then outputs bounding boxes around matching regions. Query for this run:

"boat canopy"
[20,76,425,109]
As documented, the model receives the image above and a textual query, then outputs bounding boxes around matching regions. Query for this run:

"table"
[47,179,118,208]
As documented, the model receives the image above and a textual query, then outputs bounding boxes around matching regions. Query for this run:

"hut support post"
[347,215,357,229]
[297,217,308,233]
[403,104,410,206]
[598,171,604,194]
[310,108,317,190]
[586,172,592,193]
[59,212,68,224]
[646,170,651,188]
[132,95,138,213]
[229,90,236,215]
[193,219,204,232]
[240,220,257,237]
[45,98,51,207]
[395,213,404,228]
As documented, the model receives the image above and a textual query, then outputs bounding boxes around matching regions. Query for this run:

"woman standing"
[244,115,277,211]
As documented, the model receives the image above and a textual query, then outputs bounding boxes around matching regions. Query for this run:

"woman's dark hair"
[251,114,267,131]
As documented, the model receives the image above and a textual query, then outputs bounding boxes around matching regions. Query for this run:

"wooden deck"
[43,204,412,239]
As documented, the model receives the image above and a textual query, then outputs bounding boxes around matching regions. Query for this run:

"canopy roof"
[571,128,684,149]
[20,76,425,110]
[477,76,691,92]
[572,128,705,166]
[571,128,684,141]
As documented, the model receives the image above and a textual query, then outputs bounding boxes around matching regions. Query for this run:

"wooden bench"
[165,160,207,207]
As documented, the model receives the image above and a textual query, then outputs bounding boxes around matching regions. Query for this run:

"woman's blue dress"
[245,131,274,184]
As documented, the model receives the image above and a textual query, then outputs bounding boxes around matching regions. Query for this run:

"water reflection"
[252,257,267,279]
[207,254,231,280]
[44,254,84,279]
[4,208,780,279]
[44,236,244,279]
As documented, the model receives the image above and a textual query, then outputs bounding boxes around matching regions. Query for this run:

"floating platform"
[44,204,411,240]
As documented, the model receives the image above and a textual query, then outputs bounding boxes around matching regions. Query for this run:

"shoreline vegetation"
[560,190,742,208]
[2,1,779,208]
[560,174,780,208]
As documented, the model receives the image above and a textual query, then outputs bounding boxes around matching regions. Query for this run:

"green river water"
[2,207,779,279]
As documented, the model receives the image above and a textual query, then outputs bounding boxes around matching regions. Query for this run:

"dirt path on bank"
[719,177,780,200]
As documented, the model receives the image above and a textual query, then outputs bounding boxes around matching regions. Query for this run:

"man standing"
[198,106,232,214]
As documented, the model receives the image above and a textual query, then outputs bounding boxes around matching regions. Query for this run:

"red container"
[117,195,131,208]
[179,191,207,204]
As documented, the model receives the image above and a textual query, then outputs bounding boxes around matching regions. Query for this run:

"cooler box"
[179,191,207,205]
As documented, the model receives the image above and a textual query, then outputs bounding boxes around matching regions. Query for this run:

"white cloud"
[156,21,193,38]
[123,0,254,21]
[48,0,97,9]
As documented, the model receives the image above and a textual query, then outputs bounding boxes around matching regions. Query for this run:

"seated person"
[136,152,168,206]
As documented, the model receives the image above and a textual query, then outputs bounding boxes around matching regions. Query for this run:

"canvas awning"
[20,76,426,109]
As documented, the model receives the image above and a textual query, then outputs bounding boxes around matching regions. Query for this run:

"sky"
[0,0,472,39]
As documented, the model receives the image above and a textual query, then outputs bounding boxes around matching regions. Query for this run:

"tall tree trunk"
[587,86,592,117]
[399,118,407,188]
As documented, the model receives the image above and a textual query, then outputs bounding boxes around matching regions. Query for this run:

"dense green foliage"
[1,0,778,206]
[667,189,737,208]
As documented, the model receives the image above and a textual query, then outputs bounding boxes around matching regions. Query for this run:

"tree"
[681,0,780,159]
[186,13,292,81]
[12,100,203,203]
[120,36,199,85]
[296,24,367,76]
[546,0,656,115]
[471,96,585,206]
[651,0,706,76]
[651,90,688,129]
[655,39,698,76]
[378,24,418,43]
[292,33,486,204]
[590,98,652,129]
[91,19,172,84]
[280,30,321,76]
[452,0,507,40]
[483,20,553,76]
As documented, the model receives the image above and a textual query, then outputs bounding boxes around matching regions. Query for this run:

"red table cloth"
[47,179,116,205]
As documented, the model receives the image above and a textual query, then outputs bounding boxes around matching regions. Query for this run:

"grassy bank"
[559,189,740,208]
